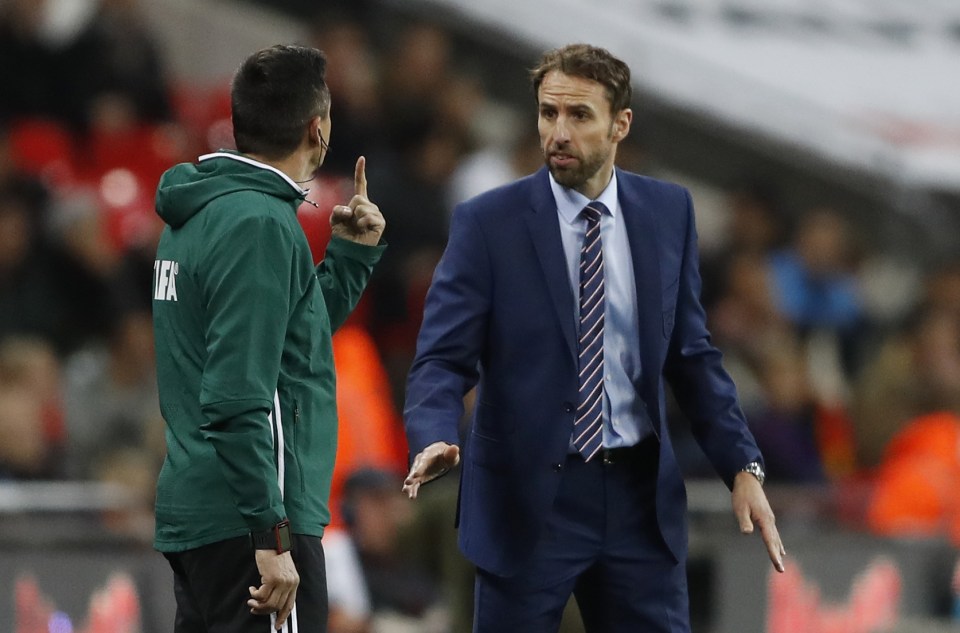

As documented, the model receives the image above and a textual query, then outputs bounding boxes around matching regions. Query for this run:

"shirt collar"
[549,169,619,225]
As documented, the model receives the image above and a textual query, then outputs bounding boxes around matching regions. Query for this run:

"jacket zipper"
[294,401,305,493]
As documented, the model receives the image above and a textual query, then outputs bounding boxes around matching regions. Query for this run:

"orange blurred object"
[327,323,409,528]
[867,411,960,544]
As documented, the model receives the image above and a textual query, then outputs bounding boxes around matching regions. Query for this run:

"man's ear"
[308,115,323,147]
[612,108,633,143]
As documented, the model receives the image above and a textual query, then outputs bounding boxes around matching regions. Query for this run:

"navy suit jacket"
[404,167,761,577]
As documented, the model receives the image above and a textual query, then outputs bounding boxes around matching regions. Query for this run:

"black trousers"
[164,534,328,633]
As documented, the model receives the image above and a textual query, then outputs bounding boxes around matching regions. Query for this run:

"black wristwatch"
[251,520,292,554]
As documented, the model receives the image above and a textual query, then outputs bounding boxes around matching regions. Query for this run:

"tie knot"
[582,202,606,224]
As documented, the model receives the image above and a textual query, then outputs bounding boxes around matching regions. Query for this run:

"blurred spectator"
[380,23,454,153]
[856,253,924,332]
[0,0,65,124]
[447,130,543,209]
[2,0,184,207]
[307,16,384,178]
[436,74,493,149]
[700,181,785,311]
[0,190,65,348]
[0,337,64,479]
[68,0,174,129]
[337,468,447,632]
[112,226,164,315]
[708,251,793,415]
[767,206,867,382]
[45,189,124,354]
[768,206,863,334]
[711,252,792,359]
[0,0,174,135]
[0,0,171,129]
[746,341,828,483]
[324,525,374,633]
[852,305,960,470]
[924,259,960,317]
[5,120,136,355]
[61,307,163,480]
[867,411,960,546]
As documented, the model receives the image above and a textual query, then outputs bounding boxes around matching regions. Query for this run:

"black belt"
[577,436,658,465]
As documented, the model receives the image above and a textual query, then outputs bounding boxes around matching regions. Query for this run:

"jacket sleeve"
[404,204,491,455]
[197,214,291,532]
[315,236,385,332]
[662,189,763,489]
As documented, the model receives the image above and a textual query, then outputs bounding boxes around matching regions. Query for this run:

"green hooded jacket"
[151,151,384,552]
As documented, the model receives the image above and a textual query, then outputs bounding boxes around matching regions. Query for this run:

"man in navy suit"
[402,43,785,633]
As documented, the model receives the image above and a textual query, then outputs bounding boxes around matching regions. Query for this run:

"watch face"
[743,462,764,485]
[277,525,292,552]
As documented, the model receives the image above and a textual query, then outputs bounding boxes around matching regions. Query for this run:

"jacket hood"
[155,151,307,228]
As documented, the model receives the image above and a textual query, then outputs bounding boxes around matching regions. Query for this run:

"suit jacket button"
[563,402,574,413]
[552,462,563,472]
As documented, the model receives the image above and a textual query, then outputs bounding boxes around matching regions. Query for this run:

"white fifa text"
[154,260,180,302]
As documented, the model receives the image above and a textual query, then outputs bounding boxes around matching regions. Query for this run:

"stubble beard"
[544,145,611,191]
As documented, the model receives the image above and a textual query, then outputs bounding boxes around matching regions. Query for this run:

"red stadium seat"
[82,123,187,191]
[7,118,79,186]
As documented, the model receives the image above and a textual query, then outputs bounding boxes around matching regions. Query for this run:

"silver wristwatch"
[740,461,765,486]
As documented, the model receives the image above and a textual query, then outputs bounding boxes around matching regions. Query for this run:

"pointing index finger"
[354,156,367,199]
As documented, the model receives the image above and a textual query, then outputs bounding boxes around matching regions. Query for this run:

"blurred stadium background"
[2,0,960,631]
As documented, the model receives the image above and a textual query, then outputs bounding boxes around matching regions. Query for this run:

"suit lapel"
[524,168,578,365]
[618,169,663,410]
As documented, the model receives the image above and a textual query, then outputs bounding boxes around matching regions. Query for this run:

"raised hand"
[330,156,385,246]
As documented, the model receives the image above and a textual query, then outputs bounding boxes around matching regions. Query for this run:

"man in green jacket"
[151,44,385,632]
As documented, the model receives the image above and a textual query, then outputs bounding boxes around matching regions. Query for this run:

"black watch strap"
[250,520,292,553]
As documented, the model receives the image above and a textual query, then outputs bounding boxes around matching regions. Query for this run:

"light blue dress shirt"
[550,172,654,449]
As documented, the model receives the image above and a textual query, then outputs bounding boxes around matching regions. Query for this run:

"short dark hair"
[340,467,398,528]
[530,43,632,115]
[231,44,331,159]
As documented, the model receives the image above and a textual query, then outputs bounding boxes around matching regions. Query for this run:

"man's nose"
[552,116,571,143]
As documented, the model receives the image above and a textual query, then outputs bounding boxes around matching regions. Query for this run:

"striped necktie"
[573,202,606,461]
